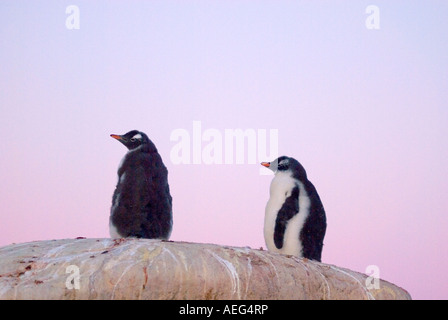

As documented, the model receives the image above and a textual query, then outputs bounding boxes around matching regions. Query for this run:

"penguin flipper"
[138,158,173,239]
[300,185,327,262]
[273,185,300,249]
[120,165,152,237]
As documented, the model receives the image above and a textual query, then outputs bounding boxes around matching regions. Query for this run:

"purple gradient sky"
[1,1,447,299]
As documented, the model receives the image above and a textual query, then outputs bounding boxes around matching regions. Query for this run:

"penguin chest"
[264,174,310,257]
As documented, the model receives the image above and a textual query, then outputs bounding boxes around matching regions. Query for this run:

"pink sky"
[1,1,447,299]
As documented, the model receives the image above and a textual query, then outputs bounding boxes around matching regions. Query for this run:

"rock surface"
[0,238,411,300]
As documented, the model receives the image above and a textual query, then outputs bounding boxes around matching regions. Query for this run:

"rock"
[0,238,411,300]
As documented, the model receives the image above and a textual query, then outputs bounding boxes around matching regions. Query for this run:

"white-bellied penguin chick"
[261,156,326,261]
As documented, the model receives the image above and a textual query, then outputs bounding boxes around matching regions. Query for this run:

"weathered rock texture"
[0,238,411,300]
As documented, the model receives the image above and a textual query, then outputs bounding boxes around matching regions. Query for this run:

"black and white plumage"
[261,156,326,261]
[109,130,173,239]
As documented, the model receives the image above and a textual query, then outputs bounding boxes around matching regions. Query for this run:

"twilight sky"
[1,1,447,299]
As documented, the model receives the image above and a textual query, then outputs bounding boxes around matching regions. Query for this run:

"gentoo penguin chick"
[261,156,326,261]
[109,130,173,239]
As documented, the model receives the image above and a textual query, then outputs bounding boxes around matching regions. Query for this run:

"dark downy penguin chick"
[109,130,173,239]
[261,156,326,261]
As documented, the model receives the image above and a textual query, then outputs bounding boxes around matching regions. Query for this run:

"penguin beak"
[110,134,124,141]
[261,162,270,168]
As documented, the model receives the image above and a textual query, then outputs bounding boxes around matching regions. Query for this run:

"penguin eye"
[278,159,289,170]
[130,133,142,143]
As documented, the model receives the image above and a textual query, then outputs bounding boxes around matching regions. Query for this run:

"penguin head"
[261,156,307,180]
[110,130,151,151]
